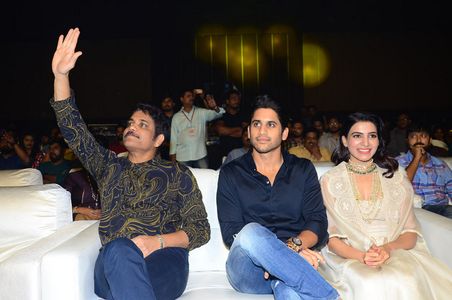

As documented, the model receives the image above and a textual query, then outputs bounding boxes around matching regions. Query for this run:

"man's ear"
[154,134,165,148]
[282,127,289,141]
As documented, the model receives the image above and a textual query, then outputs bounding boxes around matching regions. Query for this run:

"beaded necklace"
[346,160,383,223]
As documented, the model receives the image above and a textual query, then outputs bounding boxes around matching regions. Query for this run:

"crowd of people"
[0,27,451,299]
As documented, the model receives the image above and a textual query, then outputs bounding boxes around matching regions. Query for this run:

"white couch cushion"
[440,157,452,169]
[189,167,220,229]
[0,184,72,262]
[0,168,43,186]
[0,221,100,300]
[181,271,273,299]
[414,208,452,269]
[188,168,230,272]
[312,161,335,178]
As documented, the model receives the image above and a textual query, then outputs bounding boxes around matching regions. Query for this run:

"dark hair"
[326,114,341,123]
[133,103,166,138]
[292,119,304,126]
[250,95,288,129]
[161,93,173,101]
[179,88,193,98]
[49,138,67,150]
[407,122,431,137]
[332,112,398,178]
[226,89,241,100]
[303,127,319,139]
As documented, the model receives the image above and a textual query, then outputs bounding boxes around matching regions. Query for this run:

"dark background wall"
[304,32,452,112]
[2,1,451,129]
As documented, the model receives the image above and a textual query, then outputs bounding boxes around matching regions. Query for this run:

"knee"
[236,223,263,240]
[235,223,273,252]
[102,237,138,261]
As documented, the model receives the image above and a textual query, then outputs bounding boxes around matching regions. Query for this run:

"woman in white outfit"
[319,112,452,300]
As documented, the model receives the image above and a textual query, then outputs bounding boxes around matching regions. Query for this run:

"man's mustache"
[412,142,425,146]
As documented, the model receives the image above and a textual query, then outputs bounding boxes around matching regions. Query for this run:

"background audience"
[38,139,71,185]
[289,127,332,162]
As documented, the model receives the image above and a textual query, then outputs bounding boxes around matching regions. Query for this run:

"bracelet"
[156,234,164,249]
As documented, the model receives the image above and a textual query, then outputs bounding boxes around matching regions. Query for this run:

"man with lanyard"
[170,88,224,168]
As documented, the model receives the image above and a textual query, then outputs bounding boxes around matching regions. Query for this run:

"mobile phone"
[193,89,203,95]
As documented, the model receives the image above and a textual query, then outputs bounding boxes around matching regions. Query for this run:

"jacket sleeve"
[50,94,116,182]
[300,161,329,249]
[203,107,225,122]
[216,166,245,248]
[169,115,178,155]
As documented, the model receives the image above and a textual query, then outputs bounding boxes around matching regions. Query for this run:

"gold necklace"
[346,164,384,223]
[346,160,377,174]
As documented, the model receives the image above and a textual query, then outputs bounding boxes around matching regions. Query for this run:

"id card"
[188,127,196,136]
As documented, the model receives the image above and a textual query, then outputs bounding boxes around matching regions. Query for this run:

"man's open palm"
[52,28,82,77]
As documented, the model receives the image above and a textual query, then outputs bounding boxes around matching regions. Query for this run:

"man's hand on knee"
[299,249,324,270]
[131,235,161,258]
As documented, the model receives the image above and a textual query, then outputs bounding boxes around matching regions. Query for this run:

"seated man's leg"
[423,204,452,219]
[228,223,338,300]
[94,238,156,300]
[179,160,194,168]
[271,280,302,300]
[194,156,209,169]
[145,247,189,300]
[443,205,452,219]
[226,235,273,294]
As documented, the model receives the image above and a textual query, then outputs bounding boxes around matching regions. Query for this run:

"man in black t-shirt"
[215,90,248,159]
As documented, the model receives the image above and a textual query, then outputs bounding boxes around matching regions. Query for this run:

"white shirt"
[318,132,340,154]
[170,106,224,162]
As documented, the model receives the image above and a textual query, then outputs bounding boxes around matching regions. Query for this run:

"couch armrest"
[0,221,101,300]
[42,221,101,300]
[414,208,452,269]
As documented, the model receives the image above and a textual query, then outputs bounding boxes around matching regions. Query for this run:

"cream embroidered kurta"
[319,162,452,300]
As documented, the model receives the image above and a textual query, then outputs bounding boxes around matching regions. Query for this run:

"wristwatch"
[287,236,303,253]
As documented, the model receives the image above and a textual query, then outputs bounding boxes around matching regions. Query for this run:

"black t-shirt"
[217,110,248,155]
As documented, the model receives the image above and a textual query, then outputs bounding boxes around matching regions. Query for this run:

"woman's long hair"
[331,112,398,178]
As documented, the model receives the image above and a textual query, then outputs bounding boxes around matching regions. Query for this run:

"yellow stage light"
[302,43,330,87]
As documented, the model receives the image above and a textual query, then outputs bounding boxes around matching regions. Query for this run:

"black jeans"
[422,204,452,219]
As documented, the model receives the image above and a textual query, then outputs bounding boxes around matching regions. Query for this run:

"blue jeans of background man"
[179,156,209,169]
[226,223,339,300]
[94,238,188,300]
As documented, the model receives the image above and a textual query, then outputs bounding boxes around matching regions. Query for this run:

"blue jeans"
[226,223,339,300]
[179,156,209,169]
[94,238,188,300]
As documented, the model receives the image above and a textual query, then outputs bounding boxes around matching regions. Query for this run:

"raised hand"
[204,94,218,110]
[411,144,426,159]
[52,28,83,78]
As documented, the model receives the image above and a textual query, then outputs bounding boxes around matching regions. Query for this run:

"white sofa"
[0,169,101,300]
[0,164,451,300]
